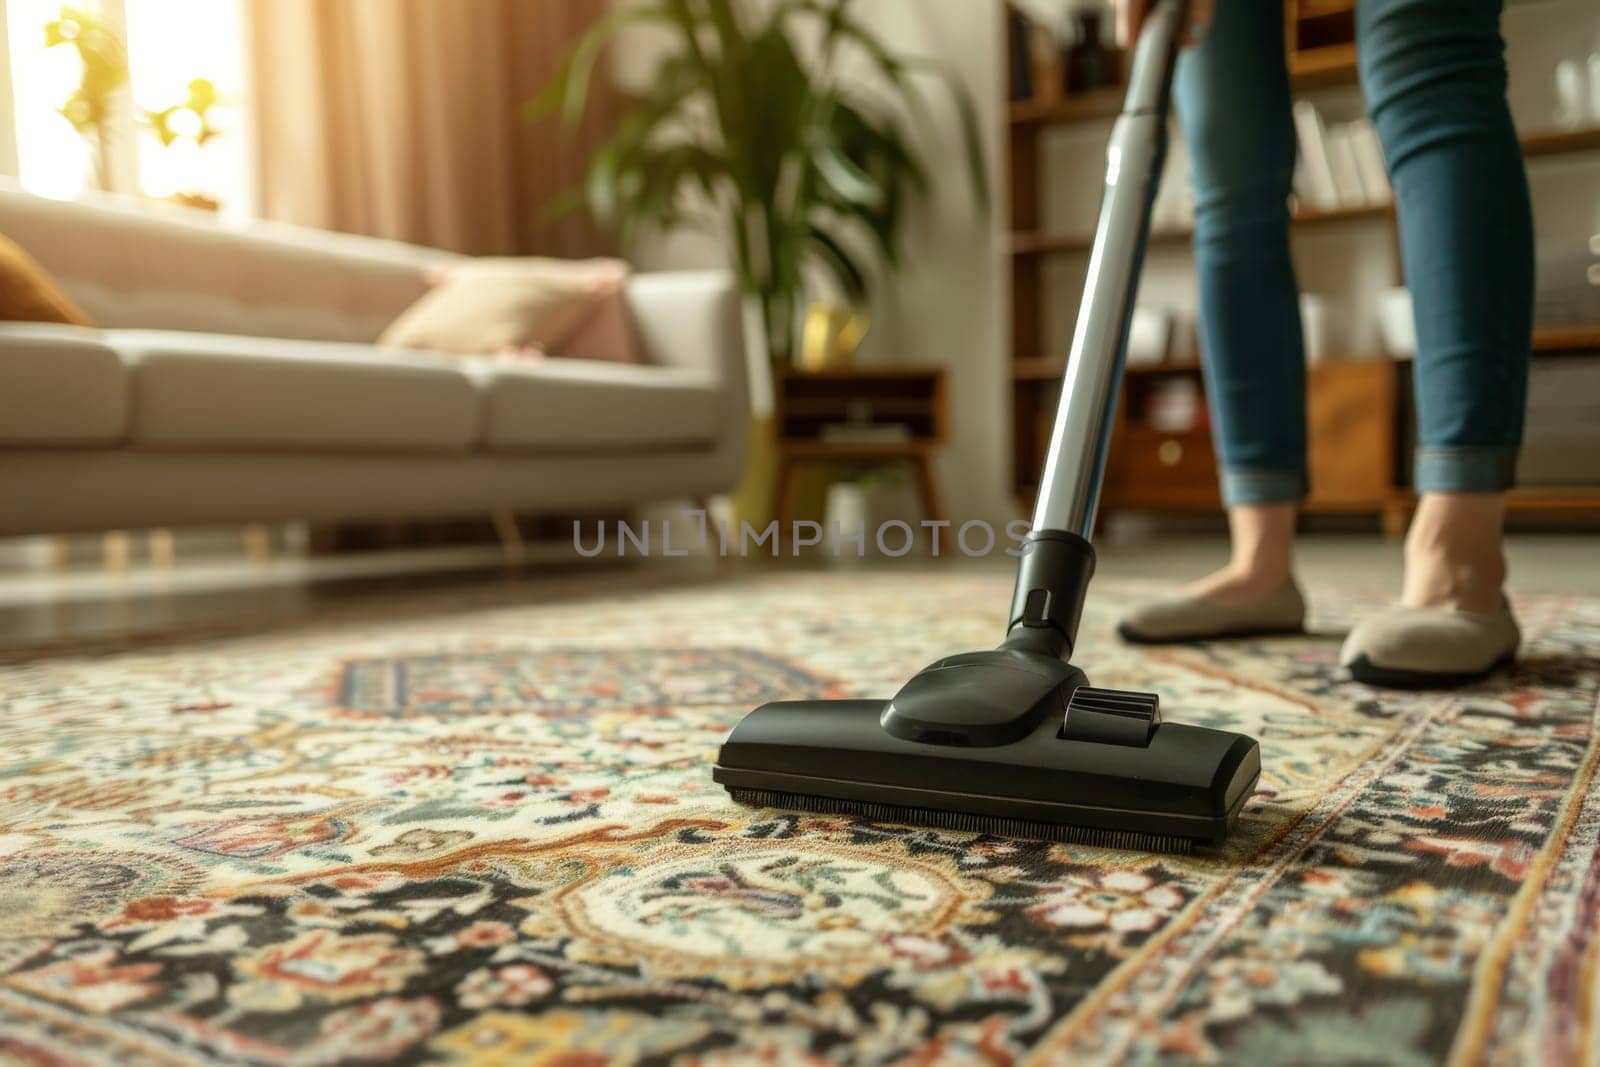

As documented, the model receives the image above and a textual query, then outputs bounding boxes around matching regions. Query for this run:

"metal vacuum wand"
[1001,0,1190,659]
[1032,0,1189,538]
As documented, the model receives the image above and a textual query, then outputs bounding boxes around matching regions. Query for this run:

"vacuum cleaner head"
[714,647,1260,852]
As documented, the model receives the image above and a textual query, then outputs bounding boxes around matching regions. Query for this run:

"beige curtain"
[245,0,619,257]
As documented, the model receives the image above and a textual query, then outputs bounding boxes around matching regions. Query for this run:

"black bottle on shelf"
[1009,8,1035,102]
[1064,7,1115,93]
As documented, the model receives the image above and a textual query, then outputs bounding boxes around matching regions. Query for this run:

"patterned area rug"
[2,572,1597,1065]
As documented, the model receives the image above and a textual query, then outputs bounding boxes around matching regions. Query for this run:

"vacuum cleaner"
[714,0,1260,852]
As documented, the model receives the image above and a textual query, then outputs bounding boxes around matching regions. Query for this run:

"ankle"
[1225,551,1293,588]
[1401,555,1506,612]
[1401,492,1507,611]
[1224,503,1296,588]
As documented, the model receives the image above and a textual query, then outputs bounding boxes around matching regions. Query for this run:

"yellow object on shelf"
[799,304,868,372]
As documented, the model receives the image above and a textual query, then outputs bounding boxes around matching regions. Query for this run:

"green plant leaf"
[541,185,589,223]
[813,140,882,210]
[806,224,868,305]
[779,4,987,210]
[904,56,991,210]
[530,0,989,362]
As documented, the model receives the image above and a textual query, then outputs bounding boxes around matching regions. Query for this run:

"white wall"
[849,0,1011,526]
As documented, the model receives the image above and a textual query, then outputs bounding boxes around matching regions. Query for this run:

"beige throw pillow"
[379,257,628,357]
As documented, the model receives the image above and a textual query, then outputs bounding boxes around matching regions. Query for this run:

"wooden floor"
[2,531,1597,654]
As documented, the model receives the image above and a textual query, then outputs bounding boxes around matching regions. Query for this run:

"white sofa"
[0,184,748,535]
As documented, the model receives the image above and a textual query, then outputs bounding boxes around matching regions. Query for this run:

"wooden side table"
[773,366,949,540]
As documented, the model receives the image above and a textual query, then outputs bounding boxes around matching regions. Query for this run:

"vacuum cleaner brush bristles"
[727,787,1198,855]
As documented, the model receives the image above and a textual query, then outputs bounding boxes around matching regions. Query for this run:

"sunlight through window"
[124,0,249,212]
[5,0,96,199]
[5,0,249,212]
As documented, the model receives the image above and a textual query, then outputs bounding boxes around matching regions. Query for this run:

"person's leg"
[1359,0,1530,614]
[1344,0,1531,681]
[1356,0,1529,617]
[1180,1,1307,595]
[1119,4,1308,642]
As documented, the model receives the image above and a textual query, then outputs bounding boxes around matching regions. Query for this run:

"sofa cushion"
[0,324,127,445]
[479,357,720,453]
[108,330,480,453]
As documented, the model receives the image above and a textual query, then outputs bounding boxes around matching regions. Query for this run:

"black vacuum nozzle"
[715,686,1259,848]
[714,530,1261,850]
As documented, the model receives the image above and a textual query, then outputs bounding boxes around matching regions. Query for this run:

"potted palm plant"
[533,0,988,365]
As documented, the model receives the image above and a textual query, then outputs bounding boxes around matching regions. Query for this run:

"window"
[5,0,98,199]
[123,0,249,212]
[3,0,251,214]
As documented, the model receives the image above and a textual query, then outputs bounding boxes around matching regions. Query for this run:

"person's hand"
[1115,0,1214,51]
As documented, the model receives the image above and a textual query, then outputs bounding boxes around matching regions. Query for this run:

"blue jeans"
[1174,0,1533,506]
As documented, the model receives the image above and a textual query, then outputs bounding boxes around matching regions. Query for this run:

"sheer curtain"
[244,0,618,256]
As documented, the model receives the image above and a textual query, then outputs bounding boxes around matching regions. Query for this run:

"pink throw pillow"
[380,256,636,359]
[552,285,644,364]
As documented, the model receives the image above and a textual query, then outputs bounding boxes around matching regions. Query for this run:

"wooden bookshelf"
[1010,201,1392,258]
[1009,86,1124,128]
[1506,488,1600,516]
[1012,356,1068,381]
[1009,40,1360,129]
[1014,326,1600,382]
[1004,0,1600,527]
[1287,42,1358,87]
[1534,325,1600,353]
[1013,356,1195,382]
[1010,127,1598,262]
[1521,126,1600,158]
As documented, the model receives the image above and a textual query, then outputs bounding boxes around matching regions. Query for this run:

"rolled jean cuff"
[1414,446,1519,494]
[1220,467,1308,507]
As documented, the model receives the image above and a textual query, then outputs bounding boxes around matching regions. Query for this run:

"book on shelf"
[1324,124,1368,208]
[1292,99,1341,210]
[1127,306,1174,366]
[1292,102,1392,211]
[1346,119,1391,205]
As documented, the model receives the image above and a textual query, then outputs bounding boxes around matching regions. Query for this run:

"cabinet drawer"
[1306,360,1397,507]
[1103,427,1220,508]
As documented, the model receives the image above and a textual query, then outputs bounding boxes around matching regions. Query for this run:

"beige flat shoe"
[1340,598,1519,689]
[1117,579,1306,645]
